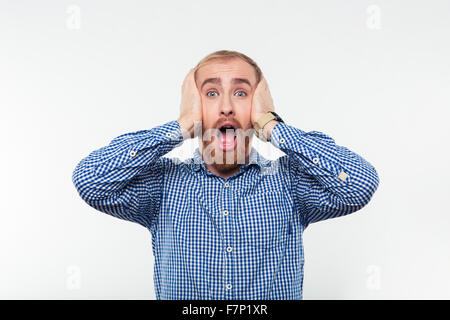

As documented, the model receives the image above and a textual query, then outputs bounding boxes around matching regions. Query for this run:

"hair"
[193,50,262,85]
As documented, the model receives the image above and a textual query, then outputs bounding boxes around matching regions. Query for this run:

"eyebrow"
[201,77,252,90]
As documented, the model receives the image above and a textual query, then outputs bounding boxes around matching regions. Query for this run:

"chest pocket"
[238,191,292,250]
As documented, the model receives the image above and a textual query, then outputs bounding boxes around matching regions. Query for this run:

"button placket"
[221,179,234,298]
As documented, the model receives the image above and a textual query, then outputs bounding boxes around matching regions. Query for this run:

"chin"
[213,161,241,173]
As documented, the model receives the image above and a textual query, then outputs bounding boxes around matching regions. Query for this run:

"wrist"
[253,111,282,141]
[263,119,278,141]
[177,117,193,140]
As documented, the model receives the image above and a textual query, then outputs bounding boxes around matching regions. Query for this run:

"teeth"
[220,126,235,133]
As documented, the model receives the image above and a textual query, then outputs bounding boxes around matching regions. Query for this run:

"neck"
[201,149,251,180]
[205,163,242,180]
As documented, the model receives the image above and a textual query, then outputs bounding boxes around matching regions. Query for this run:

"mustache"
[199,127,256,142]
[214,118,241,129]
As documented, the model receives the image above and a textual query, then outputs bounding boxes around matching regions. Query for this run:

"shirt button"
[129,150,137,157]
[166,132,172,138]
[279,138,285,144]
[312,157,319,164]
[226,284,232,290]
[338,170,349,182]
[224,182,229,187]
[223,210,229,216]
[226,246,233,253]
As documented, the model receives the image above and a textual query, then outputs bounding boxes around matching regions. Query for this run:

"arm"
[72,68,202,228]
[72,120,184,228]
[251,76,379,227]
[269,121,380,227]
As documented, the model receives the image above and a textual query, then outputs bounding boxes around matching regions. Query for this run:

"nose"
[220,108,233,117]
[219,96,234,117]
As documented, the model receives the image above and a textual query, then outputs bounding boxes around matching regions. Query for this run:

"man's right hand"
[177,68,202,140]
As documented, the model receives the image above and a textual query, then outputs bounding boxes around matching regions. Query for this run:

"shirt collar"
[189,146,270,173]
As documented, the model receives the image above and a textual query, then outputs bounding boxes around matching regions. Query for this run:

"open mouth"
[217,123,237,151]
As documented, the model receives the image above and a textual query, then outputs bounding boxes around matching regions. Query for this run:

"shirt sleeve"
[72,120,184,228]
[269,121,379,227]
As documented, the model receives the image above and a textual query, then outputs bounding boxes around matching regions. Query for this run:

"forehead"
[195,58,257,87]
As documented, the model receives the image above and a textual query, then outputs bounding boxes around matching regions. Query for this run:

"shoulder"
[159,155,195,174]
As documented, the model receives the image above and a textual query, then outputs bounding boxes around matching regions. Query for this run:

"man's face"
[195,58,258,172]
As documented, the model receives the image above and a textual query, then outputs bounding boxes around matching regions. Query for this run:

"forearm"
[72,120,183,202]
[270,121,379,212]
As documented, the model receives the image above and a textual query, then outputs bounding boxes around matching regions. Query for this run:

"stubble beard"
[200,128,253,174]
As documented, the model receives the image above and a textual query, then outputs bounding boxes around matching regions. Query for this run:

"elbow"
[72,162,88,197]
[72,162,98,204]
[334,165,380,215]
[363,164,380,203]
[347,165,380,212]
[72,163,83,195]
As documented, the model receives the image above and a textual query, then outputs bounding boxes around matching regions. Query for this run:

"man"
[72,50,379,299]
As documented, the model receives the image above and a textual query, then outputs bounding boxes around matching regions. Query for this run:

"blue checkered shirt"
[72,120,379,299]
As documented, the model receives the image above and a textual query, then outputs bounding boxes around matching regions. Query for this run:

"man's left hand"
[251,76,275,125]
[251,76,278,140]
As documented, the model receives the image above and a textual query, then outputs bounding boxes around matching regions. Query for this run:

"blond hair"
[194,50,262,84]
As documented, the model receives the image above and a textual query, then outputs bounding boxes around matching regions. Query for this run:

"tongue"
[220,131,235,145]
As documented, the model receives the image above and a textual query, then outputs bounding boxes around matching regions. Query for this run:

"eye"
[206,91,218,97]
[235,91,247,97]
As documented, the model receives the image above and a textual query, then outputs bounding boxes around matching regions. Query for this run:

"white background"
[1,0,449,299]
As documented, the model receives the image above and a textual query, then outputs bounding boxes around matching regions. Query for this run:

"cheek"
[201,101,215,126]
[235,102,253,129]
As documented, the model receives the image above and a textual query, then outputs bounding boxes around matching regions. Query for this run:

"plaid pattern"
[72,120,379,299]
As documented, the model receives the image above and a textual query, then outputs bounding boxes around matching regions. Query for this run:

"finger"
[257,76,267,90]
[261,77,268,87]
[260,73,266,83]
[184,68,194,83]
[182,70,191,87]
[190,68,200,90]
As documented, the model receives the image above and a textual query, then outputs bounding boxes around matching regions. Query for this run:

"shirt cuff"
[167,120,184,142]
[124,120,184,160]
[269,121,283,145]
